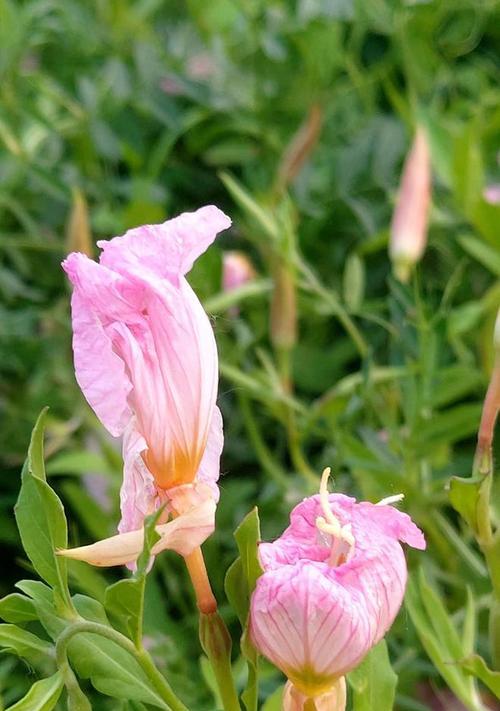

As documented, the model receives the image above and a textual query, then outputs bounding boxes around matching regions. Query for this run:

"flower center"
[315,468,355,567]
[315,468,405,567]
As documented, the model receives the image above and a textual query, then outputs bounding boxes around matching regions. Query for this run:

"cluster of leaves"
[1,0,499,708]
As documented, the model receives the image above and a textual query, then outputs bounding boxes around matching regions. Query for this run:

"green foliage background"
[0,0,499,709]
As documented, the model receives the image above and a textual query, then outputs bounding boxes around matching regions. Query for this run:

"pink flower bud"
[62,206,231,565]
[390,127,431,282]
[223,251,255,293]
[250,471,425,698]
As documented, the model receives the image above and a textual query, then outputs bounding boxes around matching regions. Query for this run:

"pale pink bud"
[250,474,425,697]
[62,206,231,565]
[223,251,255,292]
[483,184,500,205]
[283,678,346,711]
[390,127,431,282]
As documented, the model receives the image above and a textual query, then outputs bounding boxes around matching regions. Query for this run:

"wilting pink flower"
[59,206,231,566]
[390,126,431,282]
[250,470,425,703]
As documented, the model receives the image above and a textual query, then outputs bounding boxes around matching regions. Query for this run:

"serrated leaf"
[0,624,54,667]
[348,640,397,711]
[5,672,63,710]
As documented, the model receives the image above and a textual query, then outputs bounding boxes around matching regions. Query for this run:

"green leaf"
[224,509,264,711]
[70,635,168,708]
[105,509,162,647]
[460,654,500,696]
[224,558,248,626]
[219,171,278,241]
[348,640,397,711]
[405,572,482,711]
[5,672,63,711]
[261,685,284,711]
[458,234,500,277]
[14,410,71,608]
[449,473,491,539]
[105,579,144,647]
[233,507,264,613]
[0,593,38,624]
[0,623,54,667]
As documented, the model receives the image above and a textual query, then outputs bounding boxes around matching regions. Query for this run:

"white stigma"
[376,493,405,506]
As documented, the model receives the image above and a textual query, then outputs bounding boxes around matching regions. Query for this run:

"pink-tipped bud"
[222,251,256,293]
[283,678,346,711]
[390,127,431,282]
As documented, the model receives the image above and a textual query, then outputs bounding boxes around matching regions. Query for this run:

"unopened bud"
[199,610,232,664]
[66,188,93,257]
[270,262,297,350]
[390,127,431,282]
[283,678,347,711]
[223,251,255,292]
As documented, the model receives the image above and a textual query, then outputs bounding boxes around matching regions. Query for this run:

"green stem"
[238,393,288,487]
[199,612,241,711]
[298,260,369,358]
[55,620,189,711]
[277,347,318,490]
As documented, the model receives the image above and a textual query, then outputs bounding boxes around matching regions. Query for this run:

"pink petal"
[194,405,223,502]
[57,499,216,567]
[98,205,231,282]
[62,255,135,436]
[118,423,158,534]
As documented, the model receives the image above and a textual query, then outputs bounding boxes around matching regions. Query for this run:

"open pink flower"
[60,206,231,566]
[250,470,425,704]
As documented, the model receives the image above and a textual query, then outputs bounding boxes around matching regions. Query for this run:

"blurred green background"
[1,0,499,708]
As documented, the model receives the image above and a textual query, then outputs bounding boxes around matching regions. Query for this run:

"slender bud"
[270,262,297,350]
[66,188,93,257]
[283,678,346,711]
[276,103,323,193]
[222,251,256,316]
[475,308,500,470]
[389,127,431,282]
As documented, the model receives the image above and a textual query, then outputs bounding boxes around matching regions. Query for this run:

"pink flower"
[59,206,231,566]
[249,470,425,701]
[390,126,431,282]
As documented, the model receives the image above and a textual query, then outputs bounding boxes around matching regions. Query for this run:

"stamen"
[315,468,355,565]
[376,493,405,506]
